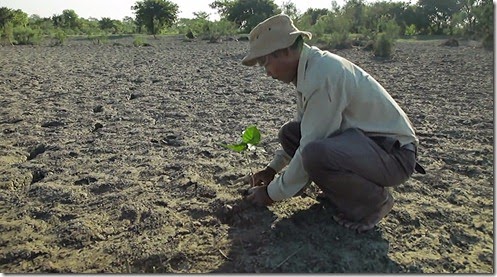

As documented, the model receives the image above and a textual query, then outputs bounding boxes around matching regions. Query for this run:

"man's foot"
[332,194,394,233]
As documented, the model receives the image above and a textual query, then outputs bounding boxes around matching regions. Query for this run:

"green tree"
[280,1,299,20]
[99,17,123,34]
[418,0,462,34]
[296,8,329,28]
[132,0,179,37]
[122,16,137,34]
[209,0,280,33]
[343,0,366,34]
[0,8,28,28]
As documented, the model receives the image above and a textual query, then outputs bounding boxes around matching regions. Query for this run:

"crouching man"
[241,14,425,233]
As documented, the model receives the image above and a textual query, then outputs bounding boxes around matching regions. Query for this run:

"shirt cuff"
[266,176,290,201]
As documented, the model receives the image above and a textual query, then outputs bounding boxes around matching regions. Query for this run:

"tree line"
[0,0,493,49]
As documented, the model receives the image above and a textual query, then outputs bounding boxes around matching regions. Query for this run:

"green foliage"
[378,17,401,40]
[51,29,67,46]
[0,22,14,45]
[221,125,261,153]
[312,13,352,49]
[132,0,179,37]
[295,8,329,31]
[133,35,150,46]
[0,0,492,43]
[210,0,280,33]
[52,9,82,31]
[280,1,298,20]
[88,32,109,45]
[176,16,237,41]
[418,0,462,35]
[404,24,417,36]
[373,32,393,58]
[13,26,41,45]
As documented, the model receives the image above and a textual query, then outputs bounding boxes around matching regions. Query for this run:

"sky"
[0,0,412,21]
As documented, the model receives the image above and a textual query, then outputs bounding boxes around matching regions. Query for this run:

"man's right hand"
[249,167,277,187]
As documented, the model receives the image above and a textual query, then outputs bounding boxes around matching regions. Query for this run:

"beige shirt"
[266,44,418,201]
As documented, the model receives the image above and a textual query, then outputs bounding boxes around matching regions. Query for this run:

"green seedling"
[220,125,261,152]
[219,125,261,185]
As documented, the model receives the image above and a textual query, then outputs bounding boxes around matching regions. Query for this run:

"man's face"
[256,49,298,84]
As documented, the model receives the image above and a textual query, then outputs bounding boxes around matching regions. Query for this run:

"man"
[241,14,424,233]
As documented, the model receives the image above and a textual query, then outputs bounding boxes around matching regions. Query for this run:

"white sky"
[0,0,413,20]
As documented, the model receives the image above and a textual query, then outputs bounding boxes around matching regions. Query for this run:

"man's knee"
[278,121,301,157]
[278,121,298,143]
[301,141,326,177]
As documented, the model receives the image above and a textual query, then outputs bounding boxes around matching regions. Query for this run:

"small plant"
[220,125,262,184]
[133,35,148,47]
[220,125,261,153]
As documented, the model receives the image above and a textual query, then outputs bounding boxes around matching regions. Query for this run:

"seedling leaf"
[220,142,247,152]
[242,125,261,146]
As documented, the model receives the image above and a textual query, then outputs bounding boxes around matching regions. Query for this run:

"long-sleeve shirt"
[266,44,418,201]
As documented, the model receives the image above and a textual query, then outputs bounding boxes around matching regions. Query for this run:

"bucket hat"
[241,14,312,66]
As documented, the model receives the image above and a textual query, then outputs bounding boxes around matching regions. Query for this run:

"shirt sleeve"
[266,77,348,201]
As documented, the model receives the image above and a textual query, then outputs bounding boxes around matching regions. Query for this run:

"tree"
[343,0,366,34]
[0,8,28,28]
[280,1,299,20]
[132,0,179,37]
[99,17,123,33]
[296,8,329,30]
[418,0,463,34]
[209,0,280,33]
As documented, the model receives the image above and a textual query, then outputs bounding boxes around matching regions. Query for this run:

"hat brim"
[242,31,312,66]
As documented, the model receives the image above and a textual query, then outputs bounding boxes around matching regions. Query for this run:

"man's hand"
[249,167,277,187]
[245,185,274,206]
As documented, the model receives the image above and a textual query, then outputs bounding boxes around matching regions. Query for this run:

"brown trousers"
[279,121,416,221]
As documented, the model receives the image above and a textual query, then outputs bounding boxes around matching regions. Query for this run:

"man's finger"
[233,175,251,185]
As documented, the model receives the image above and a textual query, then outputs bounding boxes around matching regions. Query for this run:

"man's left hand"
[245,185,274,206]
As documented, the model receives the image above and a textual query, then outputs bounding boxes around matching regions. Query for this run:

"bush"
[88,33,108,45]
[327,32,352,49]
[373,32,394,58]
[133,35,151,47]
[51,29,67,46]
[0,22,15,45]
[13,26,42,45]
[404,24,417,36]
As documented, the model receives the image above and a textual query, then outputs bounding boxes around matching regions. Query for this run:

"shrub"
[404,24,417,36]
[0,22,15,45]
[373,32,394,58]
[13,26,42,45]
[51,29,67,46]
[88,33,108,45]
[327,32,352,49]
[133,35,151,47]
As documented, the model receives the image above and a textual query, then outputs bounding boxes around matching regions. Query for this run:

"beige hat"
[241,14,312,66]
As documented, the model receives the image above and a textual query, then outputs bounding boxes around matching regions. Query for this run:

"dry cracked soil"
[0,35,494,273]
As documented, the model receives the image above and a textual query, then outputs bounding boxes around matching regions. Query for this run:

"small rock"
[93,105,104,113]
[92,123,103,132]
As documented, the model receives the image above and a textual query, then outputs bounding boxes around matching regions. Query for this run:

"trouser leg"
[301,128,416,221]
[278,121,301,157]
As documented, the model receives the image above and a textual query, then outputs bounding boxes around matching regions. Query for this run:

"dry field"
[0,35,493,273]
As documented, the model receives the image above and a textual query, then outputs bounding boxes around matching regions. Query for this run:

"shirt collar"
[296,43,312,92]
